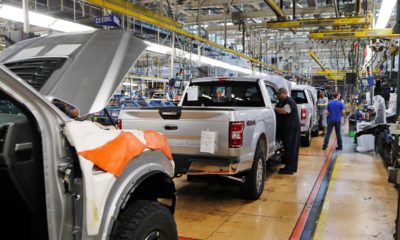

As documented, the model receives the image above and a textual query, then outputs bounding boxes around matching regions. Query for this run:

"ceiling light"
[374,0,397,29]
[0,4,95,32]
[144,41,265,75]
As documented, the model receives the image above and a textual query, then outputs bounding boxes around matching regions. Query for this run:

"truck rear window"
[291,90,308,104]
[182,81,265,107]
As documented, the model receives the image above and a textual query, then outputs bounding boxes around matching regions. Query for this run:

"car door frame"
[0,65,74,240]
[262,81,279,156]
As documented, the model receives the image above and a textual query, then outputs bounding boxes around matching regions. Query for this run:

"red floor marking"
[178,237,197,240]
[290,137,337,240]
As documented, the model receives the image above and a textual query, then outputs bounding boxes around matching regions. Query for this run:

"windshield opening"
[182,81,265,107]
[291,90,308,104]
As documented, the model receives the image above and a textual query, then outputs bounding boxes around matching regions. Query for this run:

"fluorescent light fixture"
[374,0,397,29]
[144,41,266,75]
[0,4,95,32]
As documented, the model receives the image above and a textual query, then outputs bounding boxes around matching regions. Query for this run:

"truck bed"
[120,107,232,156]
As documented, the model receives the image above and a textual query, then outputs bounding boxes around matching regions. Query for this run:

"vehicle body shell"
[119,76,288,176]
[0,31,176,239]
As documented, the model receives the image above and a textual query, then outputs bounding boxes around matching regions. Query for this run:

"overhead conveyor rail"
[315,70,346,81]
[316,70,348,75]
[266,15,372,29]
[310,28,400,39]
[309,51,347,81]
[84,0,311,82]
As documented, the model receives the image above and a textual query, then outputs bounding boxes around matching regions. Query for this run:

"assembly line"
[0,0,399,239]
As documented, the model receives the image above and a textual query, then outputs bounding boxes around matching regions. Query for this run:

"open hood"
[0,30,147,115]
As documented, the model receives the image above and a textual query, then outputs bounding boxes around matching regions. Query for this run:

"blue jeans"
[323,121,342,148]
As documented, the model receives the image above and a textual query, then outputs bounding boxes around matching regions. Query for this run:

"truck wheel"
[311,126,319,137]
[187,175,200,182]
[240,142,266,200]
[111,200,177,240]
[301,128,312,147]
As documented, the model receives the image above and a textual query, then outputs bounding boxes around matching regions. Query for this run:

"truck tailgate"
[120,108,231,156]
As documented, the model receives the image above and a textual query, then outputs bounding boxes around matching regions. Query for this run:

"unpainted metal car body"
[0,30,177,240]
[291,85,319,146]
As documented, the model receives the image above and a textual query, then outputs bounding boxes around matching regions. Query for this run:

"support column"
[170,0,177,79]
[170,32,175,78]
[22,0,30,33]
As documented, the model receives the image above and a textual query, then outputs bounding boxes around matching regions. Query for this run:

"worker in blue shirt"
[323,92,345,150]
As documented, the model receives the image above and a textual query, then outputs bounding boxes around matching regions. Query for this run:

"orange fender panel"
[79,132,146,176]
[143,130,173,160]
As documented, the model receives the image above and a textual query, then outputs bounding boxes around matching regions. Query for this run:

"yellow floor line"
[313,155,341,240]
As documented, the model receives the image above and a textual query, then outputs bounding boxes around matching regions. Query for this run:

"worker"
[317,91,328,135]
[322,92,345,151]
[373,91,387,124]
[274,87,300,174]
[373,79,387,124]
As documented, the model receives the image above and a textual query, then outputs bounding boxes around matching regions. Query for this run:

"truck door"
[0,90,48,239]
[264,84,278,155]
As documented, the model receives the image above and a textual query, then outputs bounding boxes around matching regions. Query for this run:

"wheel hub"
[145,231,161,240]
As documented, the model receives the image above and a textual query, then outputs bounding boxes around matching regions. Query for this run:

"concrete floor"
[314,136,398,240]
[174,135,398,240]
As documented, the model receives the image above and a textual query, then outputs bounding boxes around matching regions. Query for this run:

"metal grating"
[4,58,66,90]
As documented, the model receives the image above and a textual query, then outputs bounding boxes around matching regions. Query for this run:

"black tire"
[111,200,177,240]
[187,175,201,182]
[390,140,398,168]
[311,125,319,137]
[240,141,266,200]
[301,128,312,147]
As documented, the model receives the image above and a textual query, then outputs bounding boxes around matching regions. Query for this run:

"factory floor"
[174,134,398,240]
[314,136,397,239]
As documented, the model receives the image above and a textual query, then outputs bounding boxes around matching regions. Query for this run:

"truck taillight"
[117,119,122,129]
[229,121,244,148]
[301,108,307,120]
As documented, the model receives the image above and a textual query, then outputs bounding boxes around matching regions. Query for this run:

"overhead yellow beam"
[107,0,182,28]
[262,0,298,33]
[308,50,326,70]
[310,28,400,39]
[326,75,344,81]
[316,70,348,75]
[266,15,371,29]
[85,0,311,82]
[263,0,285,17]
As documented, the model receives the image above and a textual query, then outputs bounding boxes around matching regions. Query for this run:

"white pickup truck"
[119,76,290,199]
[0,31,177,240]
[291,85,319,146]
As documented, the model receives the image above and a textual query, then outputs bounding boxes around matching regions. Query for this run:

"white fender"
[64,121,147,235]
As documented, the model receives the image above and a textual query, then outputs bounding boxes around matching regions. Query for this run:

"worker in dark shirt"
[274,87,300,174]
[323,92,345,150]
